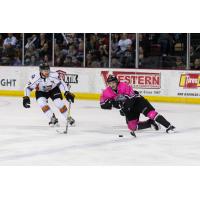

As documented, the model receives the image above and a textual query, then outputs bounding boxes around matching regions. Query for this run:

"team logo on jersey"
[179,73,200,88]
[101,71,161,89]
[56,70,78,84]
[43,85,53,92]
[31,74,35,79]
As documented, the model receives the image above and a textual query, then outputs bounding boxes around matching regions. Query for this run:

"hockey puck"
[118,134,123,137]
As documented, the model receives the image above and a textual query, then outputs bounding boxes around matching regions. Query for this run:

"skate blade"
[56,129,68,134]
[166,129,176,133]
[50,123,60,128]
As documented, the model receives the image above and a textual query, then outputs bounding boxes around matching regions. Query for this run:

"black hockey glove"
[119,109,125,116]
[64,91,75,103]
[111,100,121,109]
[23,96,30,108]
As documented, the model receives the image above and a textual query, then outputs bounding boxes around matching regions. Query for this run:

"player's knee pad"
[41,105,50,113]
[147,110,158,120]
[60,105,67,113]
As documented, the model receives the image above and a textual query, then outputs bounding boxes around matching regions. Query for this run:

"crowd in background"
[54,33,84,67]
[86,33,109,68]
[24,33,52,66]
[138,33,187,69]
[0,33,200,70]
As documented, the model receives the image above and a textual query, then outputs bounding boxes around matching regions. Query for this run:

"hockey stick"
[62,100,72,134]
[57,83,73,134]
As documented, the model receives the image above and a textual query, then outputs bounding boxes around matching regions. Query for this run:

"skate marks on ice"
[0,132,134,163]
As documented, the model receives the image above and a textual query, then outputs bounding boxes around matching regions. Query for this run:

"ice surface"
[0,96,200,165]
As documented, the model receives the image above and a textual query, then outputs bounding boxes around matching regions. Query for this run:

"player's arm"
[100,91,119,109]
[100,98,113,109]
[23,75,38,108]
[57,74,75,103]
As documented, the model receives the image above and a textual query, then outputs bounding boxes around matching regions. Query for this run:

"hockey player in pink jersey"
[100,75,175,136]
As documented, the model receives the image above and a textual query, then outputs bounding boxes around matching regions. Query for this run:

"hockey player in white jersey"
[23,63,75,126]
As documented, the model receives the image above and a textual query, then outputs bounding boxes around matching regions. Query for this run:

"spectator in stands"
[100,55,109,68]
[86,53,92,67]
[91,58,101,68]
[63,56,75,67]
[191,58,200,70]
[29,55,37,66]
[0,33,22,66]
[0,34,4,62]
[174,56,185,69]
[0,34,3,46]
[3,33,17,60]
[13,55,21,66]
[158,33,174,56]
[111,34,120,55]
[124,44,135,68]
[3,33,17,49]
[111,33,135,68]
[37,33,48,49]
[117,34,132,60]
[111,57,122,68]
[76,41,84,63]
[39,43,51,60]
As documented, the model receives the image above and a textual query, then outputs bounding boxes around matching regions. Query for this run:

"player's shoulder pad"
[49,71,59,79]
[102,87,111,96]
[30,72,40,81]
[26,72,40,87]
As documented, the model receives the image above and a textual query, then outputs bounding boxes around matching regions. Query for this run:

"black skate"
[49,114,59,127]
[166,125,176,133]
[67,116,75,126]
[149,119,160,131]
[130,131,137,137]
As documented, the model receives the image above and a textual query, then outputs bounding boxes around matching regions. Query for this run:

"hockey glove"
[111,100,121,109]
[119,109,125,116]
[23,96,30,108]
[64,91,75,103]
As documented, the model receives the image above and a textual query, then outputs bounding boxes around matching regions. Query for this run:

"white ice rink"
[0,96,200,165]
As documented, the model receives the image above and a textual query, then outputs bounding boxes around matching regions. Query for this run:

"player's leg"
[36,94,58,126]
[137,119,160,131]
[137,96,175,133]
[123,100,158,132]
[50,87,75,125]
[123,109,140,137]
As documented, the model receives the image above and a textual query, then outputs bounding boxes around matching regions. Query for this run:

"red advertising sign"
[101,71,161,89]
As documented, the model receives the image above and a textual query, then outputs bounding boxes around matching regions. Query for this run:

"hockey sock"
[137,120,151,130]
[155,115,170,128]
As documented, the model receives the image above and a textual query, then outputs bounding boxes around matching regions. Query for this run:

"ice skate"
[49,114,59,127]
[130,131,136,137]
[67,116,75,126]
[166,125,176,133]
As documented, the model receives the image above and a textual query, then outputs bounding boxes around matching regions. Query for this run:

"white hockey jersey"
[24,71,69,97]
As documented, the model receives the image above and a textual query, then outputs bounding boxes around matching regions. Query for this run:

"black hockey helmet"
[106,74,118,83]
[39,63,50,71]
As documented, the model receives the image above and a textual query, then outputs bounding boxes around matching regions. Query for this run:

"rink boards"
[0,66,200,104]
